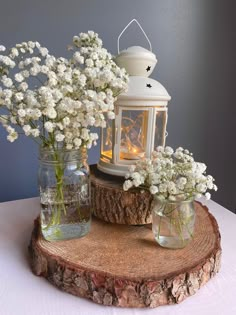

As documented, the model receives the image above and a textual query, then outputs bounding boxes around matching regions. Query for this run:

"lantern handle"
[117,19,152,54]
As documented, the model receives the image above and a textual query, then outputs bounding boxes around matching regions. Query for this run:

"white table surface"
[0,197,236,315]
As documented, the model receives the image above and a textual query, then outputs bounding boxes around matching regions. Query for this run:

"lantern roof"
[117,76,171,103]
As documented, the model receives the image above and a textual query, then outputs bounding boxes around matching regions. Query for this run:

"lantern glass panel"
[119,109,148,160]
[154,110,167,148]
[102,114,113,160]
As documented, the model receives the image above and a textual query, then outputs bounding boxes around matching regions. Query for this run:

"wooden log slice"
[29,202,221,308]
[90,165,153,225]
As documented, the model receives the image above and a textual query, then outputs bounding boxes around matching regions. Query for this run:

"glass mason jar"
[38,147,91,241]
[152,197,195,249]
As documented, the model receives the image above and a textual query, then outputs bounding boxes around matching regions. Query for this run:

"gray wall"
[0,0,235,211]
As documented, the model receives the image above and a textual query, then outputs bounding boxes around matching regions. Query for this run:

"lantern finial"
[116,19,157,77]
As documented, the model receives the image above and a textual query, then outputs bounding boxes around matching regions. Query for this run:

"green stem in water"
[157,215,162,240]
[54,151,67,217]
[176,210,185,245]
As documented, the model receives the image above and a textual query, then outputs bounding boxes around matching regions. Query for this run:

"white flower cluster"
[0,32,128,149]
[123,146,217,201]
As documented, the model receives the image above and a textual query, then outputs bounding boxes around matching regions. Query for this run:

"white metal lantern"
[98,20,171,176]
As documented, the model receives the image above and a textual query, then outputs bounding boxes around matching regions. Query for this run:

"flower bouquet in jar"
[0,32,128,240]
[123,146,217,248]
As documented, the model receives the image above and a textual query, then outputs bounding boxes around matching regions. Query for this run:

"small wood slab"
[29,202,221,308]
[90,165,153,225]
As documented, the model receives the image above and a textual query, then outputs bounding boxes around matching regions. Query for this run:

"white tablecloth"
[0,197,236,315]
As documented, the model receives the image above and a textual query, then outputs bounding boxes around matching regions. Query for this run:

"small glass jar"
[152,197,195,249]
[38,147,91,241]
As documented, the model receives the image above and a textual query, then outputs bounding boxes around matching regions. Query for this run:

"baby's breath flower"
[44,121,54,133]
[62,117,70,126]
[123,146,217,201]
[150,185,159,194]
[55,133,65,142]
[165,146,174,155]
[17,109,26,117]
[31,129,40,137]
[205,192,211,200]
[123,180,133,191]
[2,77,13,88]
[39,47,49,57]
[73,138,82,148]
[73,52,84,64]
[0,34,128,150]
[7,131,18,142]
[23,124,31,136]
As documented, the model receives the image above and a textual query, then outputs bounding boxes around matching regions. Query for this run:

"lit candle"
[120,146,145,160]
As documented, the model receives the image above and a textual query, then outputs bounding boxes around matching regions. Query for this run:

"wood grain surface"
[91,165,153,225]
[29,201,221,308]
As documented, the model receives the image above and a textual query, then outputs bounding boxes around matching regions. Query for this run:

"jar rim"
[38,147,88,163]
[39,146,87,153]
[154,196,195,204]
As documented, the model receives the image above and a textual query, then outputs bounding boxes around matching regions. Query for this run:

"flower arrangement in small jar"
[123,146,217,249]
[0,32,128,241]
